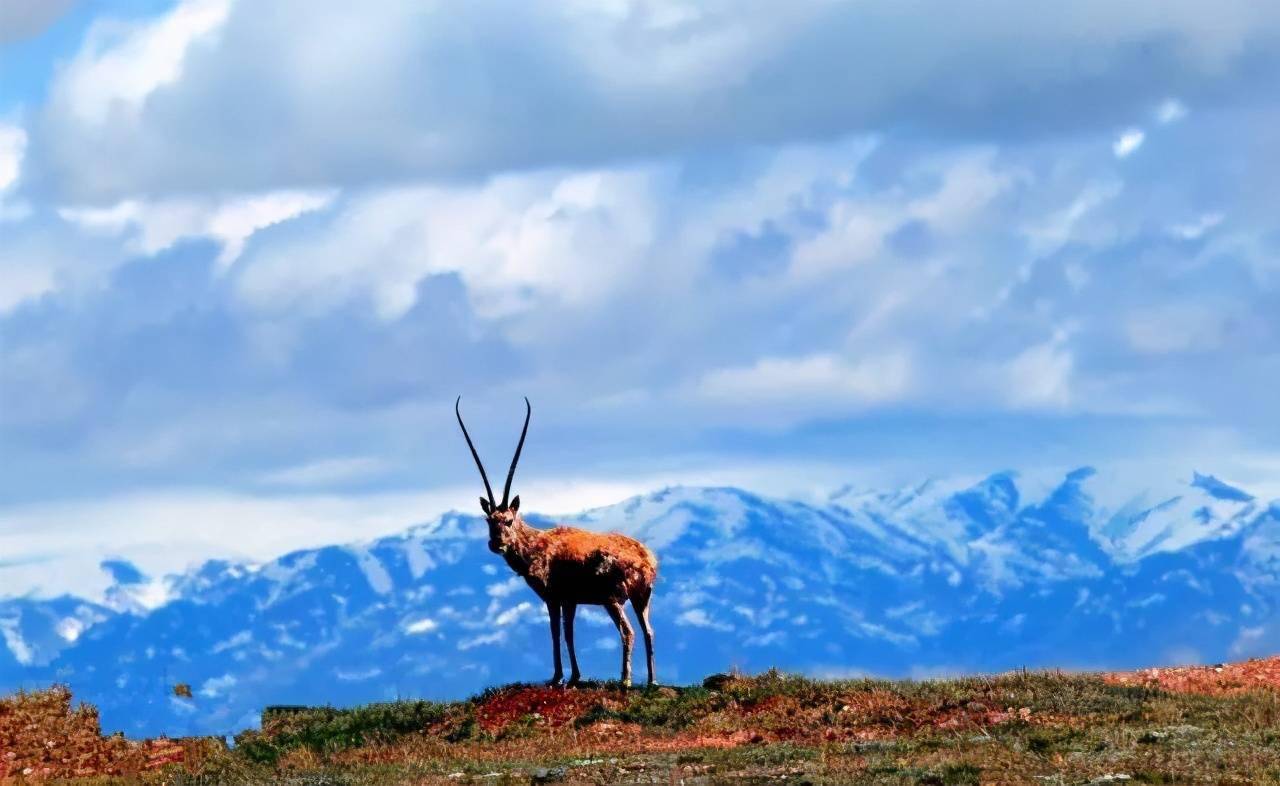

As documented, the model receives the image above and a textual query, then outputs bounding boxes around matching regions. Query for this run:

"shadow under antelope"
[456,397,658,687]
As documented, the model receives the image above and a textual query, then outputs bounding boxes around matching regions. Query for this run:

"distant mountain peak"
[1066,466,1099,482]
[99,560,174,616]
[1190,472,1255,503]
[99,559,146,586]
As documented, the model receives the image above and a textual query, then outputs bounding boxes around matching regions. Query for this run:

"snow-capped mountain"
[1,468,1277,738]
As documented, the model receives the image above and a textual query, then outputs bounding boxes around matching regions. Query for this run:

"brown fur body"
[501,525,657,604]
[488,509,659,686]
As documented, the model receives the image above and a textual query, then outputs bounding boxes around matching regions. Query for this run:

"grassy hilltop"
[3,660,1280,784]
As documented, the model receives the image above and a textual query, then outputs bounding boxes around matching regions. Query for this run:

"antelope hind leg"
[604,600,634,687]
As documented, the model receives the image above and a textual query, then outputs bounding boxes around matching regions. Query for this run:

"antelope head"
[455,396,530,555]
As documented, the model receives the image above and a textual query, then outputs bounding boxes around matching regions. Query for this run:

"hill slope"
[7,662,1280,784]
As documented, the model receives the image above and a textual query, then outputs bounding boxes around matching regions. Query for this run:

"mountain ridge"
[1,467,1277,738]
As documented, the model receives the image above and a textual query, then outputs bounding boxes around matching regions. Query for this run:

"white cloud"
[210,630,252,653]
[789,209,888,279]
[909,149,1015,232]
[0,124,27,191]
[1113,128,1146,158]
[0,219,121,314]
[1168,211,1223,240]
[676,608,732,631]
[1156,98,1189,124]
[789,149,1012,279]
[1024,180,1123,256]
[486,578,526,599]
[698,352,912,411]
[0,123,31,226]
[0,619,34,665]
[52,0,230,126]
[198,673,237,698]
[493,601,535,626]
[404,618,438,634]
[234,170,656,320]
[5,4,1280,536]
[458,631,506,650]
[0,259,55,313]
[55,616,89,643]
[59,189,336,269]
[258,456,389,487]
[1005,333,1074,409]
[30,0,1280,200]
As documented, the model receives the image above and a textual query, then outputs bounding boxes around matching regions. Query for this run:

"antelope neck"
[498,517,547,578]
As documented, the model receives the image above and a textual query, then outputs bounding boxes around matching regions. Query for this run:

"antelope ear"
[480,497,492,515]
[509,495,520,513]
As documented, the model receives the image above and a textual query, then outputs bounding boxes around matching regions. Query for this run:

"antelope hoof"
[621,676,632,688]
[547,675,564,688]
[567,674,581,687]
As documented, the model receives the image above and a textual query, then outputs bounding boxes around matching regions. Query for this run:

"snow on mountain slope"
[0,468,1277,738]
[0,596,110,667]
[1098,472,1261,558]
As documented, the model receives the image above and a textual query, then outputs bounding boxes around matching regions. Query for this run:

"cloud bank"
[1,0,1279,596]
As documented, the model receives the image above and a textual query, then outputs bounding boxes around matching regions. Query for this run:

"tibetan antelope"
[455,397,658,687]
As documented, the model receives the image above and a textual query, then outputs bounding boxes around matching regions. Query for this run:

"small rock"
[531,766,566,783]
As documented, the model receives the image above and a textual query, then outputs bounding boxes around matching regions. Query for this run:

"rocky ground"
[3,658,1280,784]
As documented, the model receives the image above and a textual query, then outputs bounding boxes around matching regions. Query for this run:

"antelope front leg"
[604,600,634,688]
[562,603,582,686]
[546,601,564,686]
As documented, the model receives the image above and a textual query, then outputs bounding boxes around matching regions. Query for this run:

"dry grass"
[1105,656,1280,697]
[0,685,220,781]
[4,660,1280,783]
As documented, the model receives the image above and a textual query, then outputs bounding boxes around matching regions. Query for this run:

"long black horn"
[455,396,495,507]
[501,397,531,508]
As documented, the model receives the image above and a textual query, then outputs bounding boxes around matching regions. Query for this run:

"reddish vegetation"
[475,685,621,732]
[473,678,1052,749]
[0,685,215,780]
[1104,655,1280,696]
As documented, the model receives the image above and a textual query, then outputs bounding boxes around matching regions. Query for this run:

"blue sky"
[2,0,1280,598]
